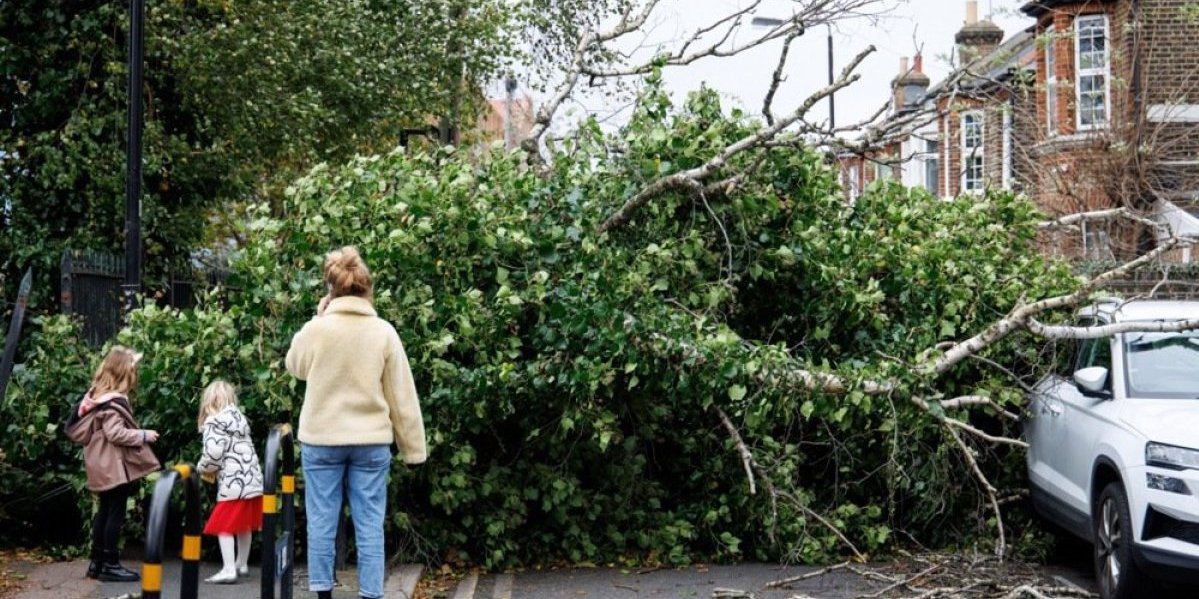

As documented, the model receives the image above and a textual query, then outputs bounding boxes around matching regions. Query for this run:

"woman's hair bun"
[324,245,372,299]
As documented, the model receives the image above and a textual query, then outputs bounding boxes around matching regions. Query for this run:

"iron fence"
[60,249,233,346]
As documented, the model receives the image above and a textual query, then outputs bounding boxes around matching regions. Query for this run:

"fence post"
[0,269,31,403]
[142,463,201,599]
[261,424,296,599]
[60,252,74,315]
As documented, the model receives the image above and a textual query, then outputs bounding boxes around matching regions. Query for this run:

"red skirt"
[203,497,263,536]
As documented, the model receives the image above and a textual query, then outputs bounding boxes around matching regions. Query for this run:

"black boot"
[86,546,101,579]
[317,592,332,599]
[97,551,139,583]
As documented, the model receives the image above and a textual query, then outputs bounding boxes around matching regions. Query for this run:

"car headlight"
[1146,442,1199,470]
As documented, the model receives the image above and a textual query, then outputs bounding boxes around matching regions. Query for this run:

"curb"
[385,563,424,599]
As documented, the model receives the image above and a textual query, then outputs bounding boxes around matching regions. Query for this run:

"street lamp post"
[750,16,835,128]
[123,0,145,318]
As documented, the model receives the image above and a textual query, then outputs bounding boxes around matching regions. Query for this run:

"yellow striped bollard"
[142,463,201,599]
[261,423,296,599]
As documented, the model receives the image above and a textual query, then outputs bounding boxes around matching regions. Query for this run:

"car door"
[1055,318,1123,515]
[1031,313,1112,515]
[1027,330,1084,504]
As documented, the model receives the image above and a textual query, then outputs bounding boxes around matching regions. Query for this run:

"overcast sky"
[535,0,1032,132]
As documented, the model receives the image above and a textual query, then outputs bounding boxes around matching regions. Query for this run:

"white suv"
[1026,299,1199,599]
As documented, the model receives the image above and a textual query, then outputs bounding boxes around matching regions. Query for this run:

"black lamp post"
[123,0,145,318]
[750,16,835,128]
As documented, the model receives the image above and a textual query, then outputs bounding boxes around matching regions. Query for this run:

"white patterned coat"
[197,406,264,502]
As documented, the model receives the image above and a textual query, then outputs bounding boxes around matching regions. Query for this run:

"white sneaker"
[205,570,238,584]
[237,565,249,576]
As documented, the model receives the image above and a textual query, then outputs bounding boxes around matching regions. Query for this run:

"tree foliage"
[5,79,1076,564]
[0,0,511,302]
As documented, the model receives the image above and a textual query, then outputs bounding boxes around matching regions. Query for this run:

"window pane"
[963,114,983,148]
[925,158,938,195]
[1079,74,1107,126]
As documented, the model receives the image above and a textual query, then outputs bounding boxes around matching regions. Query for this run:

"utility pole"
[827,23,835,128]
[123,0,145,318]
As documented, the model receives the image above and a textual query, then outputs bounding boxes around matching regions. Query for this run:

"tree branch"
[598,45,876,233]
[945,425,1006,558]
[520,1,662,167]
[926,236,1190,376]
[762,31,800,126]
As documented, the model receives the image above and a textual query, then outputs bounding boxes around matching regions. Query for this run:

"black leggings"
[91,482,135,560]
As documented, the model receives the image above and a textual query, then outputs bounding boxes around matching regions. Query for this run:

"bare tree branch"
[1027,317,1199,339]
[911,396,1028,448]
[716,406,758,496]
[945,425,1006,559]
[521,1,662,167]
[926,236,1191,376]
[1038,207,1166,233]
[598,45,876,233]
[762,31,800,126]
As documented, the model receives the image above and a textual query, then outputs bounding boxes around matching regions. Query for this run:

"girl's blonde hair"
[324,246,373,300]
[90,346,140,399]
[197,380,239,430]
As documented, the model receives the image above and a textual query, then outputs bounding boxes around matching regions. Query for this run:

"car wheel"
[1094,482,1154,599]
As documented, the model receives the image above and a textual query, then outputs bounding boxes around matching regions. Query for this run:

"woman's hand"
[317,295,332,317]
[143,429,160,443]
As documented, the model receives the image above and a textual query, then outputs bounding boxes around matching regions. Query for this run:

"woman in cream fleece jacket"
[285,246,426,599]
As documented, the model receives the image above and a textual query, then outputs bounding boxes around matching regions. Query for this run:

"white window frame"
[848,163,860,202]
[942,114,951,197]
[1045,24,1058,136]
[1074,14,1111,131]
[1002,107,1013,190]
[960,110,985,194]
[922,137,940,196]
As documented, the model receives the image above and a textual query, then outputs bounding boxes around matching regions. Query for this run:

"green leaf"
[727,385,747,402]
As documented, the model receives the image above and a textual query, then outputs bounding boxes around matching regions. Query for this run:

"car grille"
[1143,506,1199,545]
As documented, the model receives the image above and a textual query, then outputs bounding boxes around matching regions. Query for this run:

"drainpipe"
[1130,0,1145,205]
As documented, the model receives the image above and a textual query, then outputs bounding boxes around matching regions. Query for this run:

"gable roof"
[1021,0,1115,18]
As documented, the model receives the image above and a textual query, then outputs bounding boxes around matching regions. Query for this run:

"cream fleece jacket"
[285,296,427,464]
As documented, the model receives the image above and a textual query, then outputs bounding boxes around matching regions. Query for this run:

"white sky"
[525,0,1032,132]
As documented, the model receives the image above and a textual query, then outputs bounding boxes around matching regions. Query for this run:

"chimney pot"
[966,0,978,25]
[900,56,910,74]
[914,54,924,73]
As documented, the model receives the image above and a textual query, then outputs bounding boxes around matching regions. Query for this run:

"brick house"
[838,0,1199,260]
[838,2,1036,202]
[1023,0,1199,259]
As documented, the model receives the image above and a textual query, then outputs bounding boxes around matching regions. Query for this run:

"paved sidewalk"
[11,559,421,599]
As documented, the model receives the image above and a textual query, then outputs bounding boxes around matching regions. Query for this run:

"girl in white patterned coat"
[196,380,264,584]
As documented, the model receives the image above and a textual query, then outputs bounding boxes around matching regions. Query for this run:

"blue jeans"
[301,444,390,599]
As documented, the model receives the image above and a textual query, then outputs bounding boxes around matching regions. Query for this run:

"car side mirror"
[1073,366,1111,397]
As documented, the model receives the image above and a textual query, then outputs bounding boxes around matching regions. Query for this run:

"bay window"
[1075,14,1110,129]
[961,111,985,193]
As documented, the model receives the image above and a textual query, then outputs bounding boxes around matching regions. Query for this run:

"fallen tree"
[6,0,1196,571]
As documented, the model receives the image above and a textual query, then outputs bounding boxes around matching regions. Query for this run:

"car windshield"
[1124,330,1199,398]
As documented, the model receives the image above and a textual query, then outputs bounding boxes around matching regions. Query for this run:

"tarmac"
[9,556,1100,599]
[11,559,421,599]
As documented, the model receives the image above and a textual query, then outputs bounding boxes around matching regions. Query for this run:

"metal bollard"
[261,424,296,599]
[142,463,201,599]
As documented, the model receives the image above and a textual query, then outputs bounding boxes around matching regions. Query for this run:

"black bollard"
[142,463,201,599]
[261,424,296,599]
